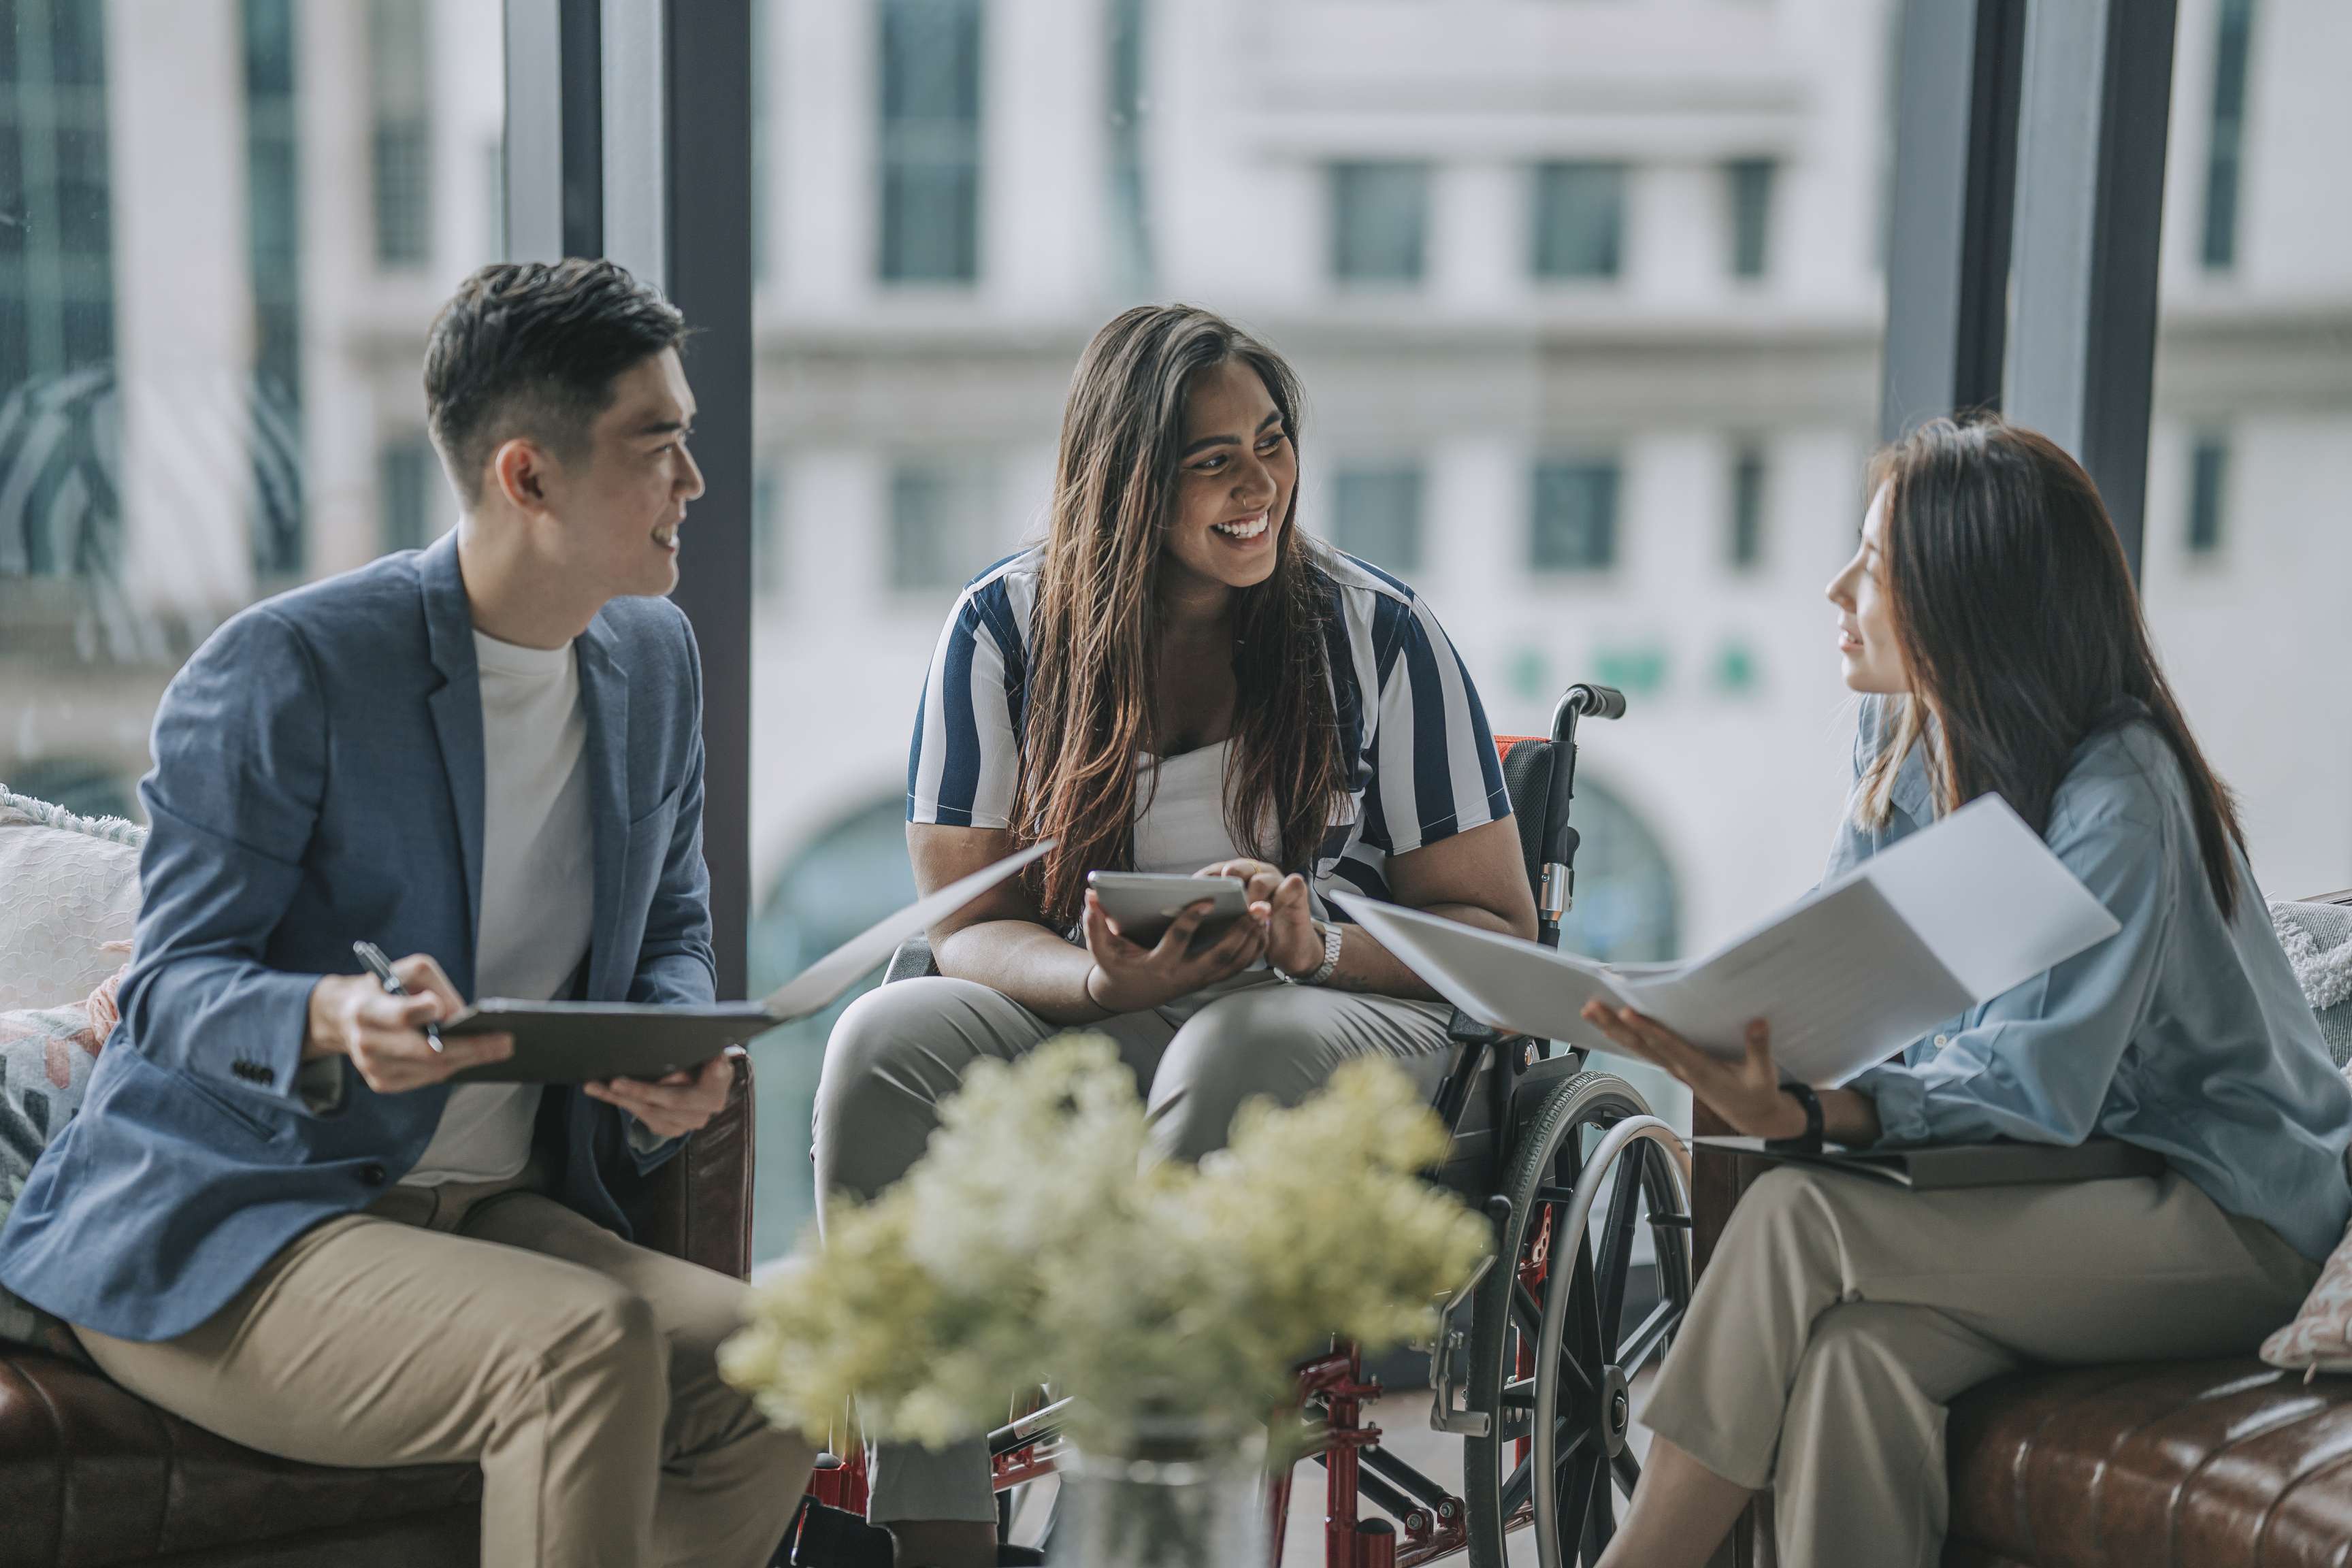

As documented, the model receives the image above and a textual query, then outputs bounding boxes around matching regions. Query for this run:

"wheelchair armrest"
[1445,1008,1508,1048]
[883,934,940,986]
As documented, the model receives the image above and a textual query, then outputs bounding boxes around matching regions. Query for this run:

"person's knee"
[512,1280,666,1416]
[1147,987,1335,1161]
[813,978,977,1201]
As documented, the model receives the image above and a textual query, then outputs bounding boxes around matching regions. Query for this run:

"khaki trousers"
[77,1168,812,1568]
[813,971,1455,1523]
[1639,1164,2319,1568]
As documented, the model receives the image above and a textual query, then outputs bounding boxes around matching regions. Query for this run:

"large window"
[2,1,502,827]
[751,0,1898,1257]
[2144,0,2352,909]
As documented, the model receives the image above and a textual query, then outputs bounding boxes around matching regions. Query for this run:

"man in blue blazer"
[0,260,811,1567]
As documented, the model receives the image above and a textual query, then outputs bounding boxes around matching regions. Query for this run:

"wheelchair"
[794,683,1693,1568]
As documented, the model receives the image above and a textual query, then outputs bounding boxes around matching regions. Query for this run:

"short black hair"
[423,259,689,504]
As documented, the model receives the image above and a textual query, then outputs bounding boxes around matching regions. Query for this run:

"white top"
[1132,740,1245,875]
[403,631,595,1188]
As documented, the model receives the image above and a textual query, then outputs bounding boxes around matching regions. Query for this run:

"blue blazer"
[0,534,715,1341]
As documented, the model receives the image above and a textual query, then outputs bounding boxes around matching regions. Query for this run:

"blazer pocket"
[176,1069,282,1141]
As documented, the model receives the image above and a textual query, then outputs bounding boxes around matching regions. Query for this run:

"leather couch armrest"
[626,1051,756,1279]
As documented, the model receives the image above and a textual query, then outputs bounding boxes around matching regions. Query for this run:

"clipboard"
[438,841,1051,1083]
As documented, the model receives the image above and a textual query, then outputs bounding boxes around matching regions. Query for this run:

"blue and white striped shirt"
[906,546,1513,911]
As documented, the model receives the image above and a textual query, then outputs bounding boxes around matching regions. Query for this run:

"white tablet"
[1085,872,1249,948]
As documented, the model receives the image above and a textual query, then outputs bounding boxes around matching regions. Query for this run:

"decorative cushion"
[2263,1186,2352,1376]
[0,962,127,1358]
[2272,898,2352,1068]
[0,790,144,1011]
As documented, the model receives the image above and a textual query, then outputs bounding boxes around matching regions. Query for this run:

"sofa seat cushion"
[1945,1358,2352,1567]
[0,1350,480,1566]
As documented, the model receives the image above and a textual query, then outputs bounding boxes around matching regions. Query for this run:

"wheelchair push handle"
[1554,682,1627,736]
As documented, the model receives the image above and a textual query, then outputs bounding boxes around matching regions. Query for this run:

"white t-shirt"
[1131,740,1245,875]
[402,631,595,1188]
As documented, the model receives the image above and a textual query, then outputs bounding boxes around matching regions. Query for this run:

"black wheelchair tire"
[1460,1070,1693,1568]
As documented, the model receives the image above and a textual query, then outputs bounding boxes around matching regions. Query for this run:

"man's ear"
[489,437,558,514]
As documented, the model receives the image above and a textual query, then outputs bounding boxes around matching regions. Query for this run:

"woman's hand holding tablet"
[1080,871,1271,1013]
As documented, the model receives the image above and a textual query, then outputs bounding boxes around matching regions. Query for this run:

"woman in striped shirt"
[814,304,1536,1563]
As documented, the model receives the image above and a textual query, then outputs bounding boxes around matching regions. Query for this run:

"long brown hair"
[1857,416,2247,915]
[1015,305,1350,928]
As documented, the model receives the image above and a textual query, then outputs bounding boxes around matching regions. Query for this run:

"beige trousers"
[813,971,1456,1522]
[78,1169,813,1568]
[1639,1164,2319,1568]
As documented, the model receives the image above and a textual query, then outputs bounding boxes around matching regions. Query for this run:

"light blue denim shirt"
[1837,698,2352,1263]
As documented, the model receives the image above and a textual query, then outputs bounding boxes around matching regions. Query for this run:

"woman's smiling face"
[1162,359,1296,594]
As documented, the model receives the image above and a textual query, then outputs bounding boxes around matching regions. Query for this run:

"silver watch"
[1279,919,1344,987]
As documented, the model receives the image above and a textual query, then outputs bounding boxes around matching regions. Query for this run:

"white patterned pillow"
[2264,1190,2352,1377]
[0,791,144,1009]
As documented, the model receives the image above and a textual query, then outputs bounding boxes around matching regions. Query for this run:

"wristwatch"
[1765,1082,1825,1155]
[1277,919,1344,987]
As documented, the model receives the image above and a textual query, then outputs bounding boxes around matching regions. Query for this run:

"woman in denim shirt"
[1584,417,2352,1568]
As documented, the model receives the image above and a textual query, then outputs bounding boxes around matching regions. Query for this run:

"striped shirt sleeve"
[906,586,1022,829]
[1362,595,1511,856]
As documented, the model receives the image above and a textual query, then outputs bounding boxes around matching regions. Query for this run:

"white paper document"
[1329,797,2121,1085]
[758,840,1053,1022]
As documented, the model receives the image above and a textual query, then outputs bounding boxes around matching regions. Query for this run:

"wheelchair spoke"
[1616,1296,1682,1382]
[1584,1456,1618,1563]
[1551,1451,1600,1567]
[1593,1157,1644,1360]
[1611,1446,1642,1498]
[1501,1418,1590,1520]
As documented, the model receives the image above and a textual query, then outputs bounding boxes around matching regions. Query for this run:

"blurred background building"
[3,0,2347,1262]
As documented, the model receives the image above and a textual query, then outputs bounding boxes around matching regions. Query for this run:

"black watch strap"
[1764,1082,1825,1156]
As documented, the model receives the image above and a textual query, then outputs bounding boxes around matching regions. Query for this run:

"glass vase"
[1051,1430,1267,1567]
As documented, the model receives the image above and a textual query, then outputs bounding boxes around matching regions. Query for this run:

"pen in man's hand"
[353,941,444,1054]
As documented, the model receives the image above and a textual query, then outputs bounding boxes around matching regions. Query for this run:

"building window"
[878,0,983,285]
[889,460,998,590]
[379,436,440,555]
[1332,466,1423,573]
[1106,0,1152,296]
[1728,445,1766,570]
[2200,0,2255,271]
[369,0,433,269]
[1329,163,1428,286]
[2187,436,2229,557]
[1727,158,1774,280]
[244,0,304,579]
[1532,162,1624,281]
[1531,460,1620,572]
[0,0,116,397]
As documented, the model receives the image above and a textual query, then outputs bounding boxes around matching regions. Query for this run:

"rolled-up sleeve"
[1856,797,2171,1147]
[906,587,1019,830]
[1365,597,1510,857]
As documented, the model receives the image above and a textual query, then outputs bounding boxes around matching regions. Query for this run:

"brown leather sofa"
[1693,888,2352,1568]
[0,1066,757,1567]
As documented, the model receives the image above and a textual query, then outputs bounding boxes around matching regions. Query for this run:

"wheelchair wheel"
[1461,1071,1693,1568]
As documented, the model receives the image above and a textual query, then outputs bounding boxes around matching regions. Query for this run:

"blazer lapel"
[419,535,486,979]
[574,617,632,1000]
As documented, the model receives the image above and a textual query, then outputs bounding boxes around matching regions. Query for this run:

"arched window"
[1553,776,1680,964]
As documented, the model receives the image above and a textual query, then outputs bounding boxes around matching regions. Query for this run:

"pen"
[352,941,443,1054]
